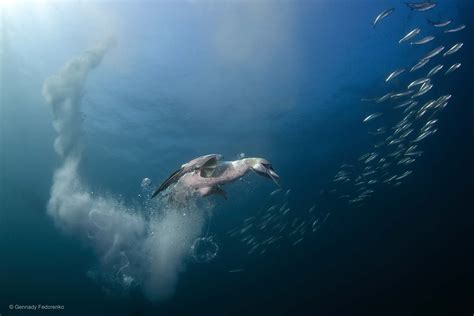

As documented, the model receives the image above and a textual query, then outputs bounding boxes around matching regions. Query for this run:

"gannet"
[152,154,279,199]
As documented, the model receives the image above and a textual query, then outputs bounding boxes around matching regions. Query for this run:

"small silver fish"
[292,238,304,246]
[400,129,414,138]
[383,175,398,183]
[410,58,430,72]
[436,95,452,103]
[413,129,436,142]
[391,90,414,99]
[422,46,445,60]
[427,64,443,77]
[396,171,413,180]
[363,113,383,123]
[410,35,435,45]
[267,205,277,212]
[415,2,436,11]
[359,153,371,161]
[394,123,410,134]
[411,83,433,98]
[406,145,418,152]
[421,118,437,130]
[407,77,430,89]
[386,68,405,82]
[443,43,463,57]
[436,101,449,110]
[420,81,431,91]
[405,151,423,158]
[428,19,452,27]
[394,100,415,109]
[365,153,379,163]
[420,100,437,111]
[373,8,395,28]
[425,119,438,126]
[406,2,427,9]
[388,138,404,146]
[444,24,466,33]
[445,63,461,75]
[376,92,393,103]
[406,1,437,11]
[417,108,428,118]
[399,28,421,44]
[270,188,282,196]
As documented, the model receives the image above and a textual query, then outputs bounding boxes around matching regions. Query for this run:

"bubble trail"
[43,41,209,301]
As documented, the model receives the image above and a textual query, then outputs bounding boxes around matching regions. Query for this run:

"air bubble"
[191,236,218,263]
[141,177,152,188]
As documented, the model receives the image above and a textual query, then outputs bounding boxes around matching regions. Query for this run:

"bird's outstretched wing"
[151,154,222,198]
[151,168,185,198]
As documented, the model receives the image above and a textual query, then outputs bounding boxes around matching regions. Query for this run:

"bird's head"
[246,158,280,185]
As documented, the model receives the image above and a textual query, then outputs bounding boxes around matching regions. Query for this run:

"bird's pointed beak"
[251,162,280,186]
[266,167,280,185]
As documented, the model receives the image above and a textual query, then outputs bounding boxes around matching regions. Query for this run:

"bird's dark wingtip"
[150,168,184,199]
[151,189,160,199]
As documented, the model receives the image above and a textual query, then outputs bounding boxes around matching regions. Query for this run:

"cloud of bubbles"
[42,41,208,301]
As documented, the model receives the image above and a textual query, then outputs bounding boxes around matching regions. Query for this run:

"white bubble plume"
[42,41,208,301]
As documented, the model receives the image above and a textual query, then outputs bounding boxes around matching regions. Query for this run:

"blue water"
[1,1,473,315]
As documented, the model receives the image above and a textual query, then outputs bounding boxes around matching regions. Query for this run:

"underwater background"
[1,1,473,315]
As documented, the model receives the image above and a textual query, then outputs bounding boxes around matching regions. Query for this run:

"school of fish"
[226,1,467,259]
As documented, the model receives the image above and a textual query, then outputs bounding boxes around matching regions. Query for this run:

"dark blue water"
[1,1,473,315]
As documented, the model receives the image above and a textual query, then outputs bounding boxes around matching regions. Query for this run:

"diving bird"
[151,154,279,199]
